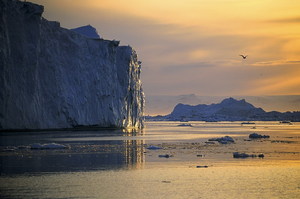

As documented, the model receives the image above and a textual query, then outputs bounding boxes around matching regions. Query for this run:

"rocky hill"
[147,98,300,122]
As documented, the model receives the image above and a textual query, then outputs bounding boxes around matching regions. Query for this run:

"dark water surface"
[0,121,299,199]
[0,129,144,173]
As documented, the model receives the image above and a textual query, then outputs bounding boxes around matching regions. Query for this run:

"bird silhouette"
[239,55,248,59]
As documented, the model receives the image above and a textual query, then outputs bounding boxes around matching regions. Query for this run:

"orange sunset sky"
[30,0,300,97]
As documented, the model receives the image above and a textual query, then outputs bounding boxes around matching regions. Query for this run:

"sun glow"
[31,0,300,96]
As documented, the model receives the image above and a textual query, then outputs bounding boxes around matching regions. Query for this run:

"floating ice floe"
[196,165,208,168]
[205,141,215,144]
[233,152,264,158]
[146,145,162,150]
[2,146,17,152]
[241,122,256,125]
[158,154,173,158]
[18,145,30,149]
[208,136,235,144]
[249,133,270,139]
[30,143,68,150]
[177,123,193,127]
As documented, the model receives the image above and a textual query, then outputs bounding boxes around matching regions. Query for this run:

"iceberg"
[0,0,144,130]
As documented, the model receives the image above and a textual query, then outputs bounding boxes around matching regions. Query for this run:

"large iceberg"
[0,0,144,129]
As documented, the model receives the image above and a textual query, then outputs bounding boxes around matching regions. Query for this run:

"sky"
[30,0,300,97]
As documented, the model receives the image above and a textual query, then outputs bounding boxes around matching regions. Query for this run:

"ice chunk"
[30,143,68,150]
[177,123,193,127]
[233,152,264,158]
[208,136,235,144]
[158,154,173,158]
[249,133,270,139]
[146,146,162,150]
[196,165,208,168]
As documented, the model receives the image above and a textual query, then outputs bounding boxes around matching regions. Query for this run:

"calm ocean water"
[1,121,299,199]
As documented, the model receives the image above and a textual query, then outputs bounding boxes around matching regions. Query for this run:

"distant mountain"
[146,97,300,122]
[145,94,300,115]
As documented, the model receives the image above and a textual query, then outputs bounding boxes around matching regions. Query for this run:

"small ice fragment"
[42,143,67,149]
[30,143,67,150]
[196,165,208,168]
[30,143,43,149]
[205,141,215,144]
[2,146,17,152]
[233,152,264,158]
[158,154,172,158]
[146,145,162,150]
[258,154,264,158]
[177,123,192,127]
[233,152,252,158]
[249,133,270,139]
[18,145,30,149]
[208,136,234,144]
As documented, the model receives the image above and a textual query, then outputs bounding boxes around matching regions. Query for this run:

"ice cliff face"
[0,0,144,129]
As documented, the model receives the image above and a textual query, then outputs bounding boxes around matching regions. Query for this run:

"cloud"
[287,60,300,63]
[267,16,300,23]
[247,63,300,95]
[250,76,300,95]
[251,60,300,67]
[31,0,300,96]
[161,62,214,73]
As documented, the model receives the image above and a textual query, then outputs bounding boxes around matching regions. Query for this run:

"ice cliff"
[0,0,144,130]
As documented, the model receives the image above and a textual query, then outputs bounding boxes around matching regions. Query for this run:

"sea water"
[0,121,299,199]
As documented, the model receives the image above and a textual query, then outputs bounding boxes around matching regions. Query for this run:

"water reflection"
[0,129,144,174]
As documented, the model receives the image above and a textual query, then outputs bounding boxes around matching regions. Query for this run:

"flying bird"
[239,55,248,59]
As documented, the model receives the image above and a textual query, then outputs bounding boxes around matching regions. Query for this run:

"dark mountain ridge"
[147,98,300,122]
